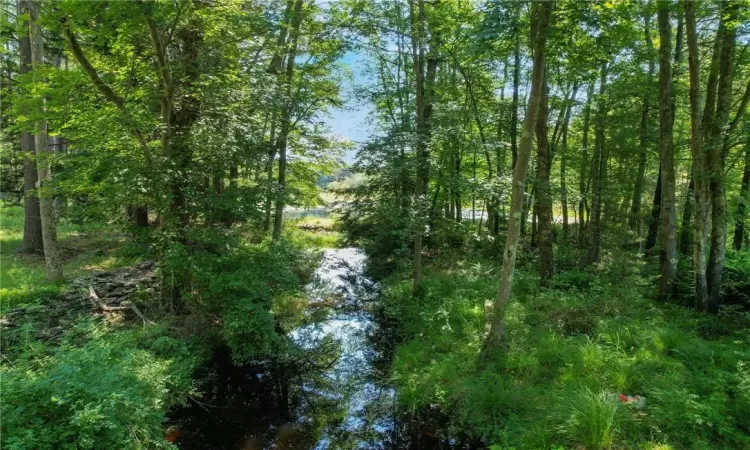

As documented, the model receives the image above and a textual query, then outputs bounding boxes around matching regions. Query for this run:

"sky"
[323,51,374,164]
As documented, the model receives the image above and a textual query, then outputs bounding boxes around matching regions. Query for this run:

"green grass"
[381,248,750,450]
[283,216,342,249]
[1,206,146,309]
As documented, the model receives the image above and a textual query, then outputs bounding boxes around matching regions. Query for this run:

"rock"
[136,260,155,270]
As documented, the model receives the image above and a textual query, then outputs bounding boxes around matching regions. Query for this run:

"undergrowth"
[381,247,750,449]
[0,206,330,449]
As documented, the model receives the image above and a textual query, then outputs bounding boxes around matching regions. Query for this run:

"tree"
[656,1,676,302]
[535,76,553,286]
[628,4,655,234]
[578,82,594,244]
[734,132,750,250]
[684,0,710,311]
[273,0,305,242]
[410,0,438,297]
[487,0,552,347]
[705,0,738,313]
[17,0,43,254]
[29,0,62,281]
[586,61,607,264]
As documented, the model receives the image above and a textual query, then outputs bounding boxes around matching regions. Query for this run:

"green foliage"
[1,321,200,450]
[381,248,750,450]
[160,229,314,363]
[557,387,625,450]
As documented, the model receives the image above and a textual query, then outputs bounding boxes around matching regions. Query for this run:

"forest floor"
[0,206,341,449]
[3,207,749,449]
[0,206,145,309]
[378,243,750,449]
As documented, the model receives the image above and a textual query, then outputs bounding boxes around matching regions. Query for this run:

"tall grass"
[558,387,624,450]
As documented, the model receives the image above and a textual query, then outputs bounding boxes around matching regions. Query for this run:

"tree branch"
[61,16,152,163]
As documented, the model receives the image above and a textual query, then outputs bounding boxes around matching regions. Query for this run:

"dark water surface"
[171,248,479,450]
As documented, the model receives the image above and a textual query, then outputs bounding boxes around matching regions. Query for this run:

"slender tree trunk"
[657,3,677,302]
[559,84,577,242]
[706,0,738,312]
[263,111,278,233]
[684,0,710,311]
[29,1,62,281]
[510,5,521,170]
[535,78,553,287]
[646,10,683,255]
[645,167,662,252]
[410,0,438,296]
[679,176,694,254]
[272,0,304,241]
[734,138,750,250]
[629,7,655,233]
[487,0,551,347]
[587,62,607,264]
[578,83,594,245]
[18,0,43,254]
[455,150,462,222]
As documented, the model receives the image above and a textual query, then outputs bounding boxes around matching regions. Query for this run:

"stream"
[171,248,478,449]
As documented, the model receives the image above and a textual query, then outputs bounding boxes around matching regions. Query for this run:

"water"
[171,248,479,449]
[171,248,396,449]
[283,208,332,220]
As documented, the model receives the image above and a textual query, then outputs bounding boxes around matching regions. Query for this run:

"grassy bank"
[380,247,750,449]
[0,206,334,449]
[1,206,144,308]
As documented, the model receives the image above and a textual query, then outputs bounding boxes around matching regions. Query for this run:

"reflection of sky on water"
[293,248,394,449]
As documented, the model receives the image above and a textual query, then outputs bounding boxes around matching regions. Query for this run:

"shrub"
[1,322,198,450]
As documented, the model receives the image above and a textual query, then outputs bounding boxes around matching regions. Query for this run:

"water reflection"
[173,248,481,450]
[173,248,394,449]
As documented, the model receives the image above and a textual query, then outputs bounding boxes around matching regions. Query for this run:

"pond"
[170,248,480,449]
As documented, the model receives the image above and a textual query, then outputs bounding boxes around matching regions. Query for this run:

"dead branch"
[88,286,153,326]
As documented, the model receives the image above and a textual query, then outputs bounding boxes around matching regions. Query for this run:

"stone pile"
[1,261,159,335]
[68,260,158,306]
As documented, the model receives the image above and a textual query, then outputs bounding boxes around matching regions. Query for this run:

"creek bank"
[169,248,481,449]
[1,260,158,338]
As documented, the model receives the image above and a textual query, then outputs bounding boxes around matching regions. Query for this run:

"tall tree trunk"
[684,0,710,311]
[645,167,661,252]
[18,0,43,254]
[510,4,521,170]
[487,0,552,347]
[410,0,438,296]
[657,3,677,302]
[535,78,553,287]
[455,150,462,222]
[578,83,594,245]
[679,176,695,255]
[706,0,738,312]
[629,6,655,233]
[646,9,683,255]
[587,61,607,264]
[272,0,304,241]
[559,84,577,242]
[29,1,62,281]
[263,111,278,233]
[734,137,750,250]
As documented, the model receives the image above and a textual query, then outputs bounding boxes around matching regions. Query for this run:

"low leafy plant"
[1,321,199,450]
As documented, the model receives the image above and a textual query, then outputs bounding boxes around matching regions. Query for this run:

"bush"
[162,234,309,363]
[1,322,199,450]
